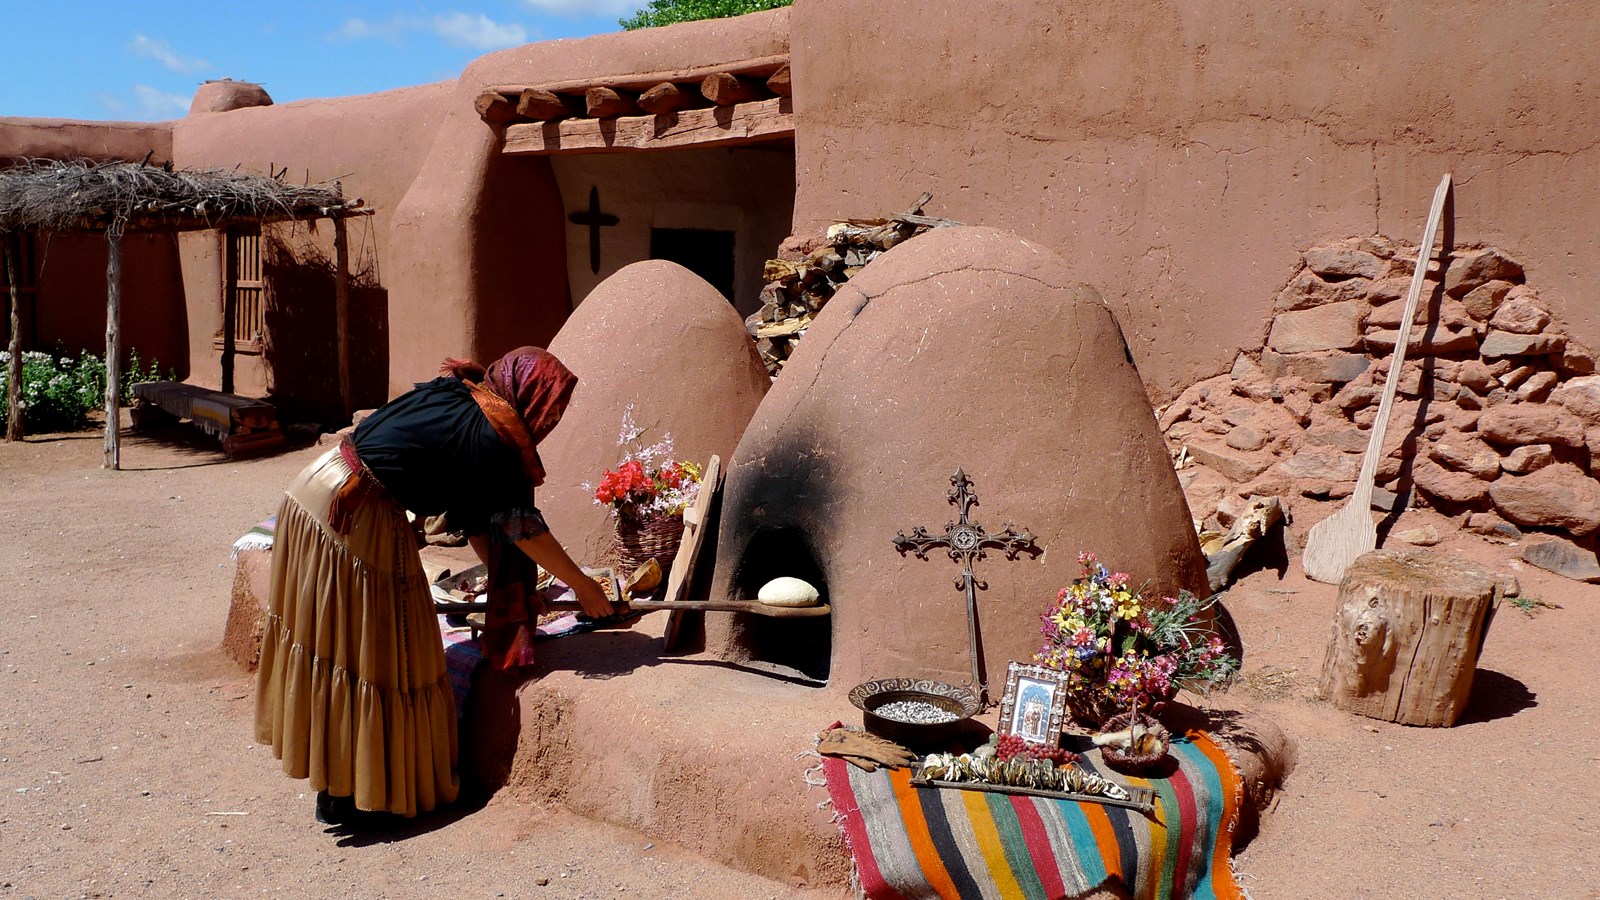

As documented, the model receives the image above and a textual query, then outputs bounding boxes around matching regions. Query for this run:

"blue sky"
[0,1,637,121]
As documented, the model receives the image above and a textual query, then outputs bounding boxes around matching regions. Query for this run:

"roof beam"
[501,97,792,156]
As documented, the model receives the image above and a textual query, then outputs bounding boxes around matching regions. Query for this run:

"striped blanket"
[824,731,1244,900]
[231,515,277,558]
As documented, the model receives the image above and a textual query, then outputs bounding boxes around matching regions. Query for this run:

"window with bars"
[215,225,265,353]
[1,233,40,349]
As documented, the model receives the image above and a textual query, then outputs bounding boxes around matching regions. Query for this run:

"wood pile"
[748,193,957,375]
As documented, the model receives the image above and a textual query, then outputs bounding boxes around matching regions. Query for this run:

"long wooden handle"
[542,598,834,619]
[1351,173,1452,510]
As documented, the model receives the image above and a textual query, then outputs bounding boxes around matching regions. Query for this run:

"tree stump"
[1316,549,1499,726]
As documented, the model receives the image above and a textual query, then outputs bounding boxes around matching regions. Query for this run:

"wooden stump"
[1317,549,1499,726]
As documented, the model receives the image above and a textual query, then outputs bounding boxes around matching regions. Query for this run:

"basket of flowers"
[589,405,703,578]
[1034,552,1239,728]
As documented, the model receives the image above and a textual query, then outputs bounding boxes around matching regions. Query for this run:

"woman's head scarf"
[441,347,577,487]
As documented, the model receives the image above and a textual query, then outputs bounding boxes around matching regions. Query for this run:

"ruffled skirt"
[254,448,459,816]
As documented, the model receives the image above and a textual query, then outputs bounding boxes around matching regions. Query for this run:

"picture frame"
[997,662,1069,745]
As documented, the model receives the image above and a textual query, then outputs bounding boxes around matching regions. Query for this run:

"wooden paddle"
[1302,173,1452,584]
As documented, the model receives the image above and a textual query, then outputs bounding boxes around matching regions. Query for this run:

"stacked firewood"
[748,193,957,375]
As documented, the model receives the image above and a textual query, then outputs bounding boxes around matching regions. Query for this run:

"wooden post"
[4,235,23,441]
[1317,549,1498,726]
[104,231,122,470]
[221,230,236,396]
[333,213,352,421]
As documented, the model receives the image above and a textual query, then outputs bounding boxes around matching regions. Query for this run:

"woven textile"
[823,732,1244,900]
[230,515,277,558]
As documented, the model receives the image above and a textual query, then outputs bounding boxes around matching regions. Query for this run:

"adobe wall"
[0,118,184,369]
[385,7,791,395]
[170,83,452,416]
[551,144,795,316]
[788,0,1600,403]
[0,117,171,164]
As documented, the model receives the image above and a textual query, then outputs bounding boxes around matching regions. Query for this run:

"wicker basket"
[613,511,684,578]
[1096,711,1171,774]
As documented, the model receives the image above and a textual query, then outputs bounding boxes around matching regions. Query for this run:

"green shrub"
[0,348,172,435]
[620,0,792,30]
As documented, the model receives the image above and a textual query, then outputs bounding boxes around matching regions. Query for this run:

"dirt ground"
[2,422,1597,898]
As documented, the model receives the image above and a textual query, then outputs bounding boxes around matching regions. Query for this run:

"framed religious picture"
[997,662,1069,746]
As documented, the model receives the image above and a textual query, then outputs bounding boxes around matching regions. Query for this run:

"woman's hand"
[571,575,615,619]
[514,530,619,619]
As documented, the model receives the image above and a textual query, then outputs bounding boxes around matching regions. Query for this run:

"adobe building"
[5,2,1597,418]
[9,1,1597,886]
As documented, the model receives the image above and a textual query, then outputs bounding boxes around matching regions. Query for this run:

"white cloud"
[133,85,191,118]
[333,16,404,41]
[129,34,211,74]
[96,85,190,120]
[430,11,527,49]
[521,0,640,14]
[332,11,528,50]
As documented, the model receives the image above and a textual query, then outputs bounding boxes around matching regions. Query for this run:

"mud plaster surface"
[3,426,1597,897]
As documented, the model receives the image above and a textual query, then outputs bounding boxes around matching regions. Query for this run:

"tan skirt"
[254,448,459,817]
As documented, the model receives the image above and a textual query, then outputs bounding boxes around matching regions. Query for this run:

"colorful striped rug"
[824,731,1244,899]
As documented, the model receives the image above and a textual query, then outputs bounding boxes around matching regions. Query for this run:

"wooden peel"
[661,454,721,649]
[1302,173,1452,584]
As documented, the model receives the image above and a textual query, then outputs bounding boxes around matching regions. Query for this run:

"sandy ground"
[0,423,820,900]
[2,421,1598,898]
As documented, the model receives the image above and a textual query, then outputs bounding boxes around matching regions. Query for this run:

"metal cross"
[568,186,619,274]
[893,469,1038,709]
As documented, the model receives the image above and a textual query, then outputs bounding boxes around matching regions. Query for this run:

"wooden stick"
[221,230,236,395]
[910,776,1157,814]
[543,598,832,619]
[1302,173,1451,583]
[516,88,579,121]
[586,87,640,118]
[333,212,352,421]
[4,235,23,441]
[700,72,762,106]
[473,90,520,124]
[765,64,792,98]
[104,231,122,470]
[637,82,700,114]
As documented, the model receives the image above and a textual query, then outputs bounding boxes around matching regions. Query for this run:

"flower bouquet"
[589,405,702,576]
[1035,552,1238,727]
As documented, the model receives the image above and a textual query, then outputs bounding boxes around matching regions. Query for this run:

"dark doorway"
[650,228,735,302]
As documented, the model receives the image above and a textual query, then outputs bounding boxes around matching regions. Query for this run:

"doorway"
[650,227,736,302]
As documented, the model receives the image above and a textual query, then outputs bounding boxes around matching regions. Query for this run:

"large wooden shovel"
[1302,173,1452,584]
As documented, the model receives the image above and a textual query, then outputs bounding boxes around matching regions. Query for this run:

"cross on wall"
[568,186,619,275]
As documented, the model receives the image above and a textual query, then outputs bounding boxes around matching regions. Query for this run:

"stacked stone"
[746,218,935,376]
[1163,238,1600,580]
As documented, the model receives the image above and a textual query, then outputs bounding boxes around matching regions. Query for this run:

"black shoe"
[316,790,402,831]
[315,790,352,825]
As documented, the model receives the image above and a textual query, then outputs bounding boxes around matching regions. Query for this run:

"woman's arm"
[514,530,616,618]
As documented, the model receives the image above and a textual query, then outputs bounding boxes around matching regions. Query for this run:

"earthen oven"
[705,226,1210,687]
[538,258,770,564]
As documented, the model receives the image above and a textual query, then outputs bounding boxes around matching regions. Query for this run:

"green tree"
[620,0,793,30]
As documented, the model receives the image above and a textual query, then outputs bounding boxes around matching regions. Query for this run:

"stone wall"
[788,0,1600,403]
[1167,238,1600,575]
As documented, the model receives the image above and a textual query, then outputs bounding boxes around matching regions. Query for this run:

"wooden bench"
[130,381,284,457]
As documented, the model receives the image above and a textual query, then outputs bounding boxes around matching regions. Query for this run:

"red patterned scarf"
[441,347,578,669]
